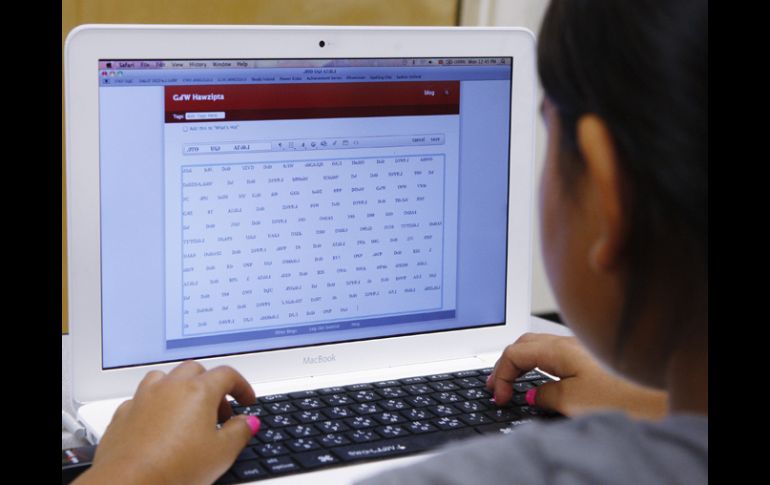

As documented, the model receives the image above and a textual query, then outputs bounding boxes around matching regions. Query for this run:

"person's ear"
[576,114,627,272]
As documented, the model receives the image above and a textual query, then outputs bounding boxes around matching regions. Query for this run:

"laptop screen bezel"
[66,25,536,405]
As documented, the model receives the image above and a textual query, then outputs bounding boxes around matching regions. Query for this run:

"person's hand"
[487,333,668,420]
[75,361,260,485]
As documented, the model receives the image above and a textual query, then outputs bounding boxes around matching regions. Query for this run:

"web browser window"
[98,58,512,368]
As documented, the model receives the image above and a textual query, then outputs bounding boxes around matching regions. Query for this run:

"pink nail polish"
[246,415,261,435]
[525,388,537,406]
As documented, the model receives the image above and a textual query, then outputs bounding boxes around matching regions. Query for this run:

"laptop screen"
[98,57,512,369]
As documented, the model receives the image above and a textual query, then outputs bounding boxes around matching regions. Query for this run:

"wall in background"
[61,0,459,333]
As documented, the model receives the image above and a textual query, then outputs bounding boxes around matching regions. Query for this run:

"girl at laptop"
[73,0,707,483]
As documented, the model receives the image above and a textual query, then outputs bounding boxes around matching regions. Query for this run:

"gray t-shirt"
[356,412,707,484]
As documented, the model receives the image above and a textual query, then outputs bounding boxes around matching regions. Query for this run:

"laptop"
[65,25,540,483]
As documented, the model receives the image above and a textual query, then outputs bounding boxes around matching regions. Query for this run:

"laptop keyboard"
[217,367,560,483]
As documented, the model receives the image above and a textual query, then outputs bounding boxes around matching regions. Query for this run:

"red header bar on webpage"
[164,82,460,122]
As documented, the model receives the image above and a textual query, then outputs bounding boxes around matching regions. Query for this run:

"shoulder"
[527,412,708,482]
[356,412,707,485]
[533,411,708,456]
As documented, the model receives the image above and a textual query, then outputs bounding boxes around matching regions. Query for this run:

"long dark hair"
[538,0,708,362]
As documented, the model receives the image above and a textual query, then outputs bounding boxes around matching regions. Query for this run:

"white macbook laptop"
[65,25,538,483]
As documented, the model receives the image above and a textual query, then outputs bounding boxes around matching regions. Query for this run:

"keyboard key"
[259,394,289,403]
[294,410,324,424]
[317,420,350,433]
[345,416,376,429]
[286,438,322,453]
[400,376,427,385]
[263,414,297,427]
[479,367,494,374]
[432,392,463,403]
[293,450,340,469]
[402,408,434,421]
[457,400,488,413]
[458,412,492,426]
[233,405,268,417]
[256,443,289,458]
[262,456,301,474]
[475,399,495,411]
[485,408,522,422]
[433,417,466,430]
[323,406,354,419]
[533,379,552,386]
[346,383,374,391]
[453,370,480,378]
[377,387,408,398]
[512,393,528,406]
[294,397,325,410]
[429,404,461,417]
[288,390,318,399]
[258,428,290,443]
[405,384,433,395]
[322,394,355,406]
[334,430,478,463]
[319,433,351,447]
[373,412,407,425]
[348,429,378,443]
[429,381,460,392]
[427,373,454,381]
[267,402,298,414]
[373,380,401,388]
[351,403,381,415]
[376,425,410,438]
[456,377,485,389]
[458,388,492,400]
[286,424,320,438]
[405,395,437,407]
[334,437,420,462]
[230,460,268,481]
[317,386,346,395]
[406,420,438,434]
[380,399,409,411]
[351,390,380,402]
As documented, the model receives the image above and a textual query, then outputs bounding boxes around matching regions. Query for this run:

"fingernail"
[492,392,498,404]
[246,415,261,436]
[486,374,493,386]
[525,388,537,407]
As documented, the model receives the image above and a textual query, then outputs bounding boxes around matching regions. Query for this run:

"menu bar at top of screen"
[99,58,512,69]
[98,58,512,87]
